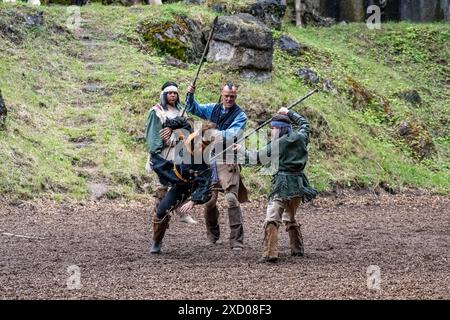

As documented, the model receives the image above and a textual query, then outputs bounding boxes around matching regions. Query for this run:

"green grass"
[0,3,449,201]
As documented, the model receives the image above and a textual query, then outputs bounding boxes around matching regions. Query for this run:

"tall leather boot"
[259,222,279,263]
[228,206,244,250]
[204,205,221,244]
[150,215,171,254]
[286,222,304,257]
[204,191,221,244]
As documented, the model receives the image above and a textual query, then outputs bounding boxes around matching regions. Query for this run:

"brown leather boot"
[228,206,244,250]
[150,215,171,254]
[204,191,220,244]
[286,222,304,257]
[259,222,278,263]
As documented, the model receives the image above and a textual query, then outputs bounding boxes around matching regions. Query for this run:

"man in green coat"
[237,107,317,262]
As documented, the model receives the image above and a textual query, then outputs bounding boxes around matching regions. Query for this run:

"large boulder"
[212,14,272,50]
[206,0,286,29]
[206,13,274,76]
[277,35,302,55]
[138,15,207,63]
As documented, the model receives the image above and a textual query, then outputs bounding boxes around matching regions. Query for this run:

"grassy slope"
[0,3,448,202]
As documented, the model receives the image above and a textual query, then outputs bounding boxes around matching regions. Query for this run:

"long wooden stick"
[210,89,319,162]
[162,17,219,160]
[181,16,219,118]
[1,231,49,240]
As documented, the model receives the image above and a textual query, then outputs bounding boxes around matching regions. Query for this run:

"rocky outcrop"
[206,14,273,79]
[206,0,286,29]
[138,15,207,63]
[243,0,287,29]
[138,11,275,76]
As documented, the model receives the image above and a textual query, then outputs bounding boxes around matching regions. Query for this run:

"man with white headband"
[186,82,249,252]
[145,81,198,226]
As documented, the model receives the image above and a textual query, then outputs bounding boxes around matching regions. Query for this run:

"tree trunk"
[295,0,303,27]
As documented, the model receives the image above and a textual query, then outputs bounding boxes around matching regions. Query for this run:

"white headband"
[162,85,178,94]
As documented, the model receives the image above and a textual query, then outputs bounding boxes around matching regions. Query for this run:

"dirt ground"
[0,191,449,300]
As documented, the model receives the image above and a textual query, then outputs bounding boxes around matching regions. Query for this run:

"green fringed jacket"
[243,110,317,201]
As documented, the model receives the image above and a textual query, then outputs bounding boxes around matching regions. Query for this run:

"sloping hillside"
[0,3,449,201]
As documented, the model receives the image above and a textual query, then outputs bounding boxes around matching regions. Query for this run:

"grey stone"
[164,56,188,69]
[207,40,273,71]
[130,82,144,90]
[131,70,141,77]
[322,79,337,93]
[23,12,44,28]
[397,90,421,105]
[88,182,109,200]
[211,14,273,51]
[298,68,320,84]
[207,13,274,72]
[211,4,225,13]
[244,0,287,29]
[398,121,411,136]
[82,83,108,95]
[240,69,272,83]
[277,35,301,55]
